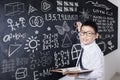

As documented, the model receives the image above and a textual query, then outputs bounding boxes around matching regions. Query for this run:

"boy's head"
[79,20,99,45]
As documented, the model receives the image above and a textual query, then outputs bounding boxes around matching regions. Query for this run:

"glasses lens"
[80,31,95,37]
[87,32,93,36]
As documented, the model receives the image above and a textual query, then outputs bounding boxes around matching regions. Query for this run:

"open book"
[51,67,93,75]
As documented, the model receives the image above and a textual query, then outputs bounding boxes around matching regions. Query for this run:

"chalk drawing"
[29,51,52,69]
[7,18,16,31]
[29,16,44,27]
[28,4,38,15]
[57,7,62,12]
[29,53,35,59]
[24,36,40,53]
[1,59,15,73]
[41,0,52,12]
[7,17,26,31]
[97,41,106,52]
[4,2,24,16]
[71,23,80,40]
[56,0,62,6]
[75,2,79,7]
[61,33,72,48]
[1,58,29,73]
[107,40,114,50]
[56,0,78,12]
[16,58,29,66]
[71,44,82,60]
[86,1,111,10]
[71,22,79,34]
[47,26,51,31]
[40,52,52,67]
[15,68,27,80]
[19,17,26,28]
[35,30,39,34]
[55,21,70,35]
[29,53,36,69]
[8,43,22,57]
[69,2,74,6]
[30,60,37,70]
[79,9,91,22]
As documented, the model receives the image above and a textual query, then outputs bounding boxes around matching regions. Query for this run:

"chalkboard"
[77,0,118,55]
[0,0,118,80]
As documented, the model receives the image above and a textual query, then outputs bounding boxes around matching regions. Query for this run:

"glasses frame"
[79,31,96,37]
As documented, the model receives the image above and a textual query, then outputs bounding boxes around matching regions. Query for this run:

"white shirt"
[77,41,104,80]
[59,41,104,80]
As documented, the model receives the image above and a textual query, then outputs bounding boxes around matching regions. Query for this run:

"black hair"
[81,20,98,33]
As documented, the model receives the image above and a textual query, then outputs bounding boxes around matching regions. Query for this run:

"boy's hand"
[76,22,82,32]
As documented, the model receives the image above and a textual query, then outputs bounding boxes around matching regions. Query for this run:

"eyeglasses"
[79,31,95,37]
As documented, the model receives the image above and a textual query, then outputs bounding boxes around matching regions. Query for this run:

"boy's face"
[79,26,98,45]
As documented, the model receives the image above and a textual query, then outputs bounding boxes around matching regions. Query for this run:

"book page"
[51,67,93,75]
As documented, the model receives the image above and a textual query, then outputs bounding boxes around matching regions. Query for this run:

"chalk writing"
[93,9,113,16]
[42,33,59,50]
[29,52,52,70]
[0,0,118,80]
[16,58,29,66]
[56,0,79,12]
[45,14,78,21]
[3,33,26,42]
[93,15,115,35]
[54,50,70,68]
[33,68,52,79]
[86,1,111,10]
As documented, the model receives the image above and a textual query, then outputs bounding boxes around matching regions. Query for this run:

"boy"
[59,20,104,80]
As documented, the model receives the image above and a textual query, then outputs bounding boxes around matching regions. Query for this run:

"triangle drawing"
[8,44,22,57]
[28,4,38,15]
[62,33,72,48]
